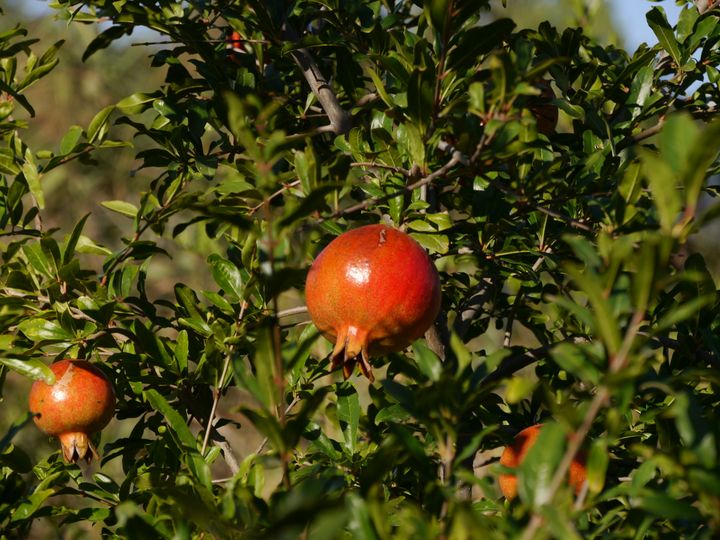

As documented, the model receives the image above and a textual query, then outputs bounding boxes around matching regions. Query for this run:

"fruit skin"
[29,360,116,464]
[305,224,441,382]
[498,424,587,500]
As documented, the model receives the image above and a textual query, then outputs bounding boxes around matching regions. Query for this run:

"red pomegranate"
[29,360,116,464]
[305,224,441,381]
[498,424,587,500]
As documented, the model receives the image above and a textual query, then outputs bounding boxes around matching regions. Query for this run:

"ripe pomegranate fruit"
[305,224,441,382]
[29,360,116,464]
[498,424,587,500]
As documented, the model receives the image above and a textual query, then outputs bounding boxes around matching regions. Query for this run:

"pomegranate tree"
[28,360,116,464]
[305,224,441,381]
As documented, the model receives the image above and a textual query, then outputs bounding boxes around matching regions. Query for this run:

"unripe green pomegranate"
[29,360,116,463]
[305,224,441,381]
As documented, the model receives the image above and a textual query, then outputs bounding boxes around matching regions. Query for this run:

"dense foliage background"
[2,0,720,538]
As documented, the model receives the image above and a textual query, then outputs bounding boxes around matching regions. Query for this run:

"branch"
[284,25,351,135]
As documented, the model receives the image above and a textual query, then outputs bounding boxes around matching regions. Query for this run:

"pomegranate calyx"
[58,432,99,464]
[331,325,374,382]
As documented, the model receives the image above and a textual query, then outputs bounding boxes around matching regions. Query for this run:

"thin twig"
[350,162,411,176]
[247,180,301,216]
[276,306,308,318]
[325,150,464,220]
[254,396,301,455]
[201,301,248,456]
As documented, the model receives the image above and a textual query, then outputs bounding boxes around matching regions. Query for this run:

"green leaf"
[63,213,90,265]
[101,200,139,218]
[60,125,84,155]
[654,294,714,333]
[116,92,156,115]
[175,330,188,374]
[374,404,411,425]
[17,319,72,343]
[0,358,55,384]
[87,105,115,144]
[409,232,448,254]
[144,389,196,449]
[586,438,608,493]
[75,235,112,256]
[11,488,55,522]
[424,0,451,34]
[640,149,680,234]
[682,118,720,213]
[448,19,516,72]
[633,494,703,521]
[396,123,425,165]
[646,7,683,67]
[22,243,54,277]
[550,342,600,384]
[336,382,360,454]
[412,340,442,381]
[144,389,211,488]
[22,148,43,209]
[566,266,622,355]
[207,254,244,300]
[518,423,565,508]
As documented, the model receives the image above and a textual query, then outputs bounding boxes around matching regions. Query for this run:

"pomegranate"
[498,424,587,500]
[305,224,441,381]
[226,30,246,65]
[29,360,116,464]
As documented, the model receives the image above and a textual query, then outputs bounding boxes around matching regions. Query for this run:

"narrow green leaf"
[63,213,90,265]
[336,382,360,454]
[646,7,683,66]
[175,330,188,374]
[144,389,195,448]
[22,148,43,209]
[566,266,622,355]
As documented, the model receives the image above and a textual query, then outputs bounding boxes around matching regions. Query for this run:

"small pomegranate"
[29,360,116,464]
[226,29,246,65]
[305,224,441,381]
[498,424,587,500]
